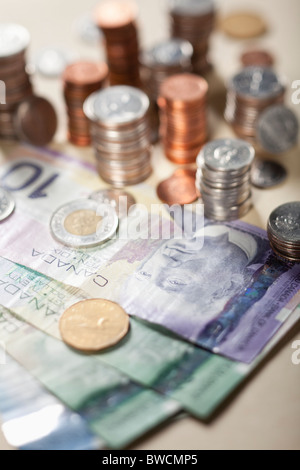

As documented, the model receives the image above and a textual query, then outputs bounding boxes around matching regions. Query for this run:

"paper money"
[1,258,300,420]
[0,145,300,364]
[0,305,179,449]
[0,354,103,450]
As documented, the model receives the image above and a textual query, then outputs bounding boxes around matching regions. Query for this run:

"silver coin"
[50,199,118,248]
[231,67,285,100]
[256,105,299,154]
[141,39,193,67]
[84,86,150,125]
[169,0,215,16]
[0,187,15,222]
[268,202,300,245]
[89,189,136,218]
[74,12,102,45]
[0,23,30,58]
[198,139,255,172]
[35,47,75,78]
[251,159,287,189]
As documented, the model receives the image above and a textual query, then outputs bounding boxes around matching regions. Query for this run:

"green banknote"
[1,258,299,420]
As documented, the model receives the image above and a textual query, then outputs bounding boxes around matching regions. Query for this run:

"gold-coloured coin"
[59,299,130,352]
[221,13,267,39]
[64,209,103,236]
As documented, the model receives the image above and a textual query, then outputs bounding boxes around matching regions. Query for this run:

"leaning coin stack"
[158,73,208,164]
[267,202,300,263]
[84,85,152,187]
[0,23,33,139]
[196,139,255,221]
[225,66,286,144]
[62,61,108,146]
[94,0,141,87]
[169,0,216,75]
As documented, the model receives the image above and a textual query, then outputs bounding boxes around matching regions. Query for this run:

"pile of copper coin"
[225,66,286,144]
[196,139,255,221]
[94,0,141,87]
[0,23,33,139]
[267,202,300,263]
[169,0,216,75]
[62,61,108,147]
[84,85,152,187]
[158,73,208,164]
[140,38,193,102]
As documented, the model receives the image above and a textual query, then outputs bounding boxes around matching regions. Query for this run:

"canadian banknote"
[0,258,299,420]
[0,145,300,363]
[0,354,103,450]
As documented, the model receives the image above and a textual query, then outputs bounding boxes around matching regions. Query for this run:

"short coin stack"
[225,66,286,144]
[84,85,152,187]
[196,139,255,221]
[267,202,300,263]
[169,0,216,75]
[94,0,141,87]
[140,38,193,101]
[0,23,33,139]
[158,73,208,164]
[62,61,108,147]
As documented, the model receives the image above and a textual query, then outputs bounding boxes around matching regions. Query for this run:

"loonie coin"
[221,12,267,39]
[0,188,15,222]
[251,159,287,189]
[256,105,299,154]
[59,299,130,352]
[89,188,136,218]
[50,199,118,248]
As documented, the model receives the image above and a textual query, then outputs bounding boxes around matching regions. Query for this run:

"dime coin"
[251,159,287,189]
[0,23,30,58]
[50,199,118,248]
[221,12,267,39]
[14,96,58,146]
[256,105,299,154]
[89,189,136,218]
[59,299,130,352]
[0,188,15,222]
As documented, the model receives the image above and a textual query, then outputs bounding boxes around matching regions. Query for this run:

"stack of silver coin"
[225,67,286,144]
[196,139,255,221]
[0,23,33,139]
[267,202,300,263]
[140,38,193,101]
[169,0,216,75]
[84,86,152,187]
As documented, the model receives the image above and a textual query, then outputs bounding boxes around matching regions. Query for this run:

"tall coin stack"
[158,73,208,164]
[62,61,108,147]
[0,23,33,139]
[267,202,300,263]
[169,0,216,75]
[225,67,286,144]
[94,0,141,87]
[84,85,152,187]
[196,139,255,221]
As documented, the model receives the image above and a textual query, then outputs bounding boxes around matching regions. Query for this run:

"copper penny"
[241,50,274,67]
[14,96,57,146]
[157,173,198,206]
[94,0,138,29]
[63,61,109,86]
[59,299,130,352]
[159,73,208,106]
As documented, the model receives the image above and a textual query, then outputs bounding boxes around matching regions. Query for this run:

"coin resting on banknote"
[59,299,130,352]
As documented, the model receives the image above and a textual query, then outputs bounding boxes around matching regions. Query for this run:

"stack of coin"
[0,23,33,139]
[196,139,255,221]
[62,61,108,146]
[94,0,141,87]
[169,0,216,75]
[267,202,300,263]
[84,85,152,187]
[158,73,208,164]
[140,39,193,101]
[225,67,286,143]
